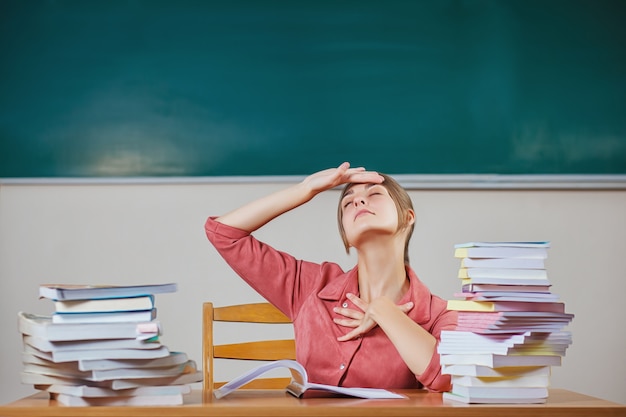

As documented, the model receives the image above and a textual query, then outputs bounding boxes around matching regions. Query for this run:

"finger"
[398,301,414,313]
[336,162,351,175]
[347,171,384,183]
[337,328,363,342]
[345,293,368,311]
[333,307,363,320]
[333,317,359,328]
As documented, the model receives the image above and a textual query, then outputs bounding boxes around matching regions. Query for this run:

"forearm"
[215,181,315,232]
[215,162,383,232]
[370,297,437,375]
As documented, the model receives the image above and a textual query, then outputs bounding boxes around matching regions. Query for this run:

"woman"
[205,162,456,392]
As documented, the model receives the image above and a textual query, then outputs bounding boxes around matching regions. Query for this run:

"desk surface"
[1,389,624,417]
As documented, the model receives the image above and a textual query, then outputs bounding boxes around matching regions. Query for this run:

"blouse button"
[339,363,345,370]
[342,302,348,308]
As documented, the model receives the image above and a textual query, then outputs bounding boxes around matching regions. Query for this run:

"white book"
[455,242,550,248]
[451,384,548,399]
[214,359,405,399]
[457,292,560,303]
[18,312,160,342]
[459,268,547,279]
[439,345,568,356]
[54,392,184,406]
[442,364,551,377]
[461,277,552,286]
[460,257,546,269]
[23,334,162,352]
[24,342,170,363]
[443,391,546,404]
[23,359,197,382]
[454,247,549,259]
[439,353,562,367]
[53,297,155,314]
[440,331,572,346]
[23,350,188,371]
[52,309,156,324]
[21,371,110,387]
[451,374,551,388]
[77,351,189,371]
[108,370,203,389]
[21,369,203,389]
[39,283,177,301]
[36,383,191,398]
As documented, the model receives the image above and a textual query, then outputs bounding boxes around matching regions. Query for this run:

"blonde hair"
[337,174,415,264]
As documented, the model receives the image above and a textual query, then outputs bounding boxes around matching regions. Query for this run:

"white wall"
[1,180,624,405]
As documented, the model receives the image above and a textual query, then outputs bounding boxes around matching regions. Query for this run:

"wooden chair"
[202,301,296,396]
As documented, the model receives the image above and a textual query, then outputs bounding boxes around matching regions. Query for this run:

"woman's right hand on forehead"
[303,162,384,194]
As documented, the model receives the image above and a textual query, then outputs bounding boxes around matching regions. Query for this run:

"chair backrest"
[202,301,296,395]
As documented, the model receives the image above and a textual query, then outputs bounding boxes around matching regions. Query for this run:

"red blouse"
[205,216,457,392]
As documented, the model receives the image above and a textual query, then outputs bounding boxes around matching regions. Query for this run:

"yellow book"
[447,300,498,312]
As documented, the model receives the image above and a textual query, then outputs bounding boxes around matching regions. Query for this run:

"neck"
[355,238,409,303]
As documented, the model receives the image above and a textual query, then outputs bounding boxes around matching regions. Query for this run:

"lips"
[354,209,373,220]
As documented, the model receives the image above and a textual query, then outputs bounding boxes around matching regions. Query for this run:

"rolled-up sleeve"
[416,300,458,392]
[205,216,330,319]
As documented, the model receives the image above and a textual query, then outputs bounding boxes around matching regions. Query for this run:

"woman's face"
[339,183,400,247]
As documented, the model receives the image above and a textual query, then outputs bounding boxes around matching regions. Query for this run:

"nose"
[353,197,366,207]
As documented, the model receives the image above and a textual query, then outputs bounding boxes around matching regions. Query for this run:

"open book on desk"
[214,359,405,399]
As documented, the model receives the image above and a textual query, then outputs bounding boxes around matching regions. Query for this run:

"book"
[214,359,405,399]
[23,334,162,352]
[53,392,185,406]
[24,350,189,372]
[35,383,191,398]
[458,268,548,280]
[439,344,568,356]
[439,353,562,367]
[106,370,203,389]
[438,332,572,356]
[51,309,157,324]
[442,241,573,405]
[449,384,548,399]
[455,242,550,248]
[456,292,559,303]
[21,368,203,389]
[442,364,551,377]
[443,391,547,404]
[440,330,571,347]
[53,296,155,313]
[462,283,552,293]
[24,343,171,363]
[75,352,189,371]
[447,300,565,313]
[456,311,574,324]
[460,257,546,269]
[18,312,160,342]
[39,283,177,301]
[22,358,198,382]
[460,277,552,286]
[454,247,548,259]
[455,311,574,334]
[451,374,551,388]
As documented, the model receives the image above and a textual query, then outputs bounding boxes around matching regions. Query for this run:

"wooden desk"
[0,389,624,417]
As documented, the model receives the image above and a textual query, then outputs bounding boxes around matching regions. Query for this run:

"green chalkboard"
[1,0,625,177]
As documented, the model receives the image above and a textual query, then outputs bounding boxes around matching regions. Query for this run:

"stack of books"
[18,283,202,406]
[440,242,574,404]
